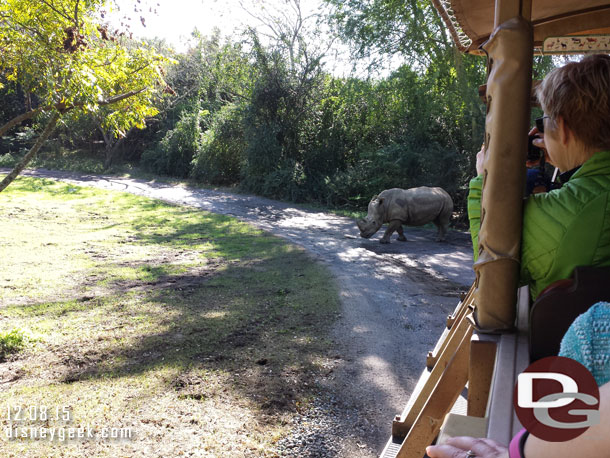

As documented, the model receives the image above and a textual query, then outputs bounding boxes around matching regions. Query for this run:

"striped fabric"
[560,302,610,386]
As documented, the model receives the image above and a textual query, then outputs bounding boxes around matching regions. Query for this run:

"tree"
[322,0,489,214]
[235,0,333,200]
[323,0,452,69]
[139,31,254,178]
[0,0,170,191]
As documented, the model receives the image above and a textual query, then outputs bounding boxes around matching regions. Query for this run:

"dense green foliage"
[141,108,203,178]
[0,0,555,218]
[191,103,246,185]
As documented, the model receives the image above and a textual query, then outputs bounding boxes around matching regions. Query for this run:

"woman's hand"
[528,126,546,151]
[426,436,509,458]
[476,144,486,176]
[528,126,555,166]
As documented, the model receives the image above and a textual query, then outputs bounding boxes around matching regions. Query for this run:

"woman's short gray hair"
[536,54,610,151]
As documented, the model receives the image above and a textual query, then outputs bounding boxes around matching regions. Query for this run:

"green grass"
[0,176,340,457]
[0,148,108,174]
[0,329,29,361]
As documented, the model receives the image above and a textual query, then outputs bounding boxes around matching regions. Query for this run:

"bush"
[327,141,461,210]
[191,104,246,185]
[141,109,203,178]
[260,160,307,202]
[0,152,19,167]
[326,162,375,208]
[240,123,284,194]
[0,329,29,361]
[0,127,37,156]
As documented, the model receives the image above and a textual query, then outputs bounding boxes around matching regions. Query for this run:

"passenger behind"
[426,301,610,458]
[525,135,552,196]
[468,54,610,301]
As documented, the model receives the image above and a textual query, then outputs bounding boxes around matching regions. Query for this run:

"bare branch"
[98,88,147,106]
[74,0,80,26]
[38,0,72,22]
[0,107,43,138]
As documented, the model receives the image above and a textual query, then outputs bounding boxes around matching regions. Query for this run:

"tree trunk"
[104,139,124,170]
[0,112,61,193]
[101,127,131,170]
[98,125,116,170]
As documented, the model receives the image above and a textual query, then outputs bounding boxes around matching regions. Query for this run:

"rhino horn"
[356,219,365,232]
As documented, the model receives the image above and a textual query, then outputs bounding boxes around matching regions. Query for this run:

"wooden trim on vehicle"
[533,7,610,46]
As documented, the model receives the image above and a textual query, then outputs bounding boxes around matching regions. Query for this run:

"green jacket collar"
[571,150,610,180]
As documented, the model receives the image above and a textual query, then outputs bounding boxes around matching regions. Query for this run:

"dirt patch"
[100,265,218,295]
[384,256,466,297]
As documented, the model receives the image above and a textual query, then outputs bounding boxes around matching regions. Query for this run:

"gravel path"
[11,168,476,456]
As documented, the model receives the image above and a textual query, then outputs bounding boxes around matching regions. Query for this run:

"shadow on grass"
[56,251,339,416]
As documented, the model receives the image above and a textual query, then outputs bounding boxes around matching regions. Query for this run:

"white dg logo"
[517,372,600,429]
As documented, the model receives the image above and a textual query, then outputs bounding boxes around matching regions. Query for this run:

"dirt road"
[13,168,476,456]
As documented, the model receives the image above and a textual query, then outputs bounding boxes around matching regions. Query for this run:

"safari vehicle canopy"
[381,1,610,457]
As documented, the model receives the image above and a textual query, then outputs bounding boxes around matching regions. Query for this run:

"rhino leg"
[396,225,407,242]
[434,216,450,242]
[380,220,402,244]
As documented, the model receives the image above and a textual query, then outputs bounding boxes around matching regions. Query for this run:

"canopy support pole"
[495,0,532,26]
[472,0,533,331]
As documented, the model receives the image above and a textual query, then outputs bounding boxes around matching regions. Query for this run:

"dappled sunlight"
[420,251,475,284]
[360,354,409,398]
[273,208,341,231]
[374,262,415,279]
[201,310,230,320]
[352,324,373,334]
[337,246,368,262]
[277,214,338,230]
[422,251,472,265]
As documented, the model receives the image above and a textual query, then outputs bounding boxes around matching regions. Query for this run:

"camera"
[527,135,543,162]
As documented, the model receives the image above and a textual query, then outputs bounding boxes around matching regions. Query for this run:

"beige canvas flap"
[472,16,532,331]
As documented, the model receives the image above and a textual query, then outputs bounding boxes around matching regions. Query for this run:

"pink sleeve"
[509,428,529,458]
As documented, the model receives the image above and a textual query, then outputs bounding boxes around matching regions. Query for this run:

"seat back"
[529,265,610,362]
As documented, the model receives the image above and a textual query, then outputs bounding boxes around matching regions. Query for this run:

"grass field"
[0,176,340,457]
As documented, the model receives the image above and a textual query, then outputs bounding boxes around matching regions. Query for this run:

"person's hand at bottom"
[426,436,509,458]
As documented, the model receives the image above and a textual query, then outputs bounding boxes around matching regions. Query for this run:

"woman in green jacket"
[468,54,610,300]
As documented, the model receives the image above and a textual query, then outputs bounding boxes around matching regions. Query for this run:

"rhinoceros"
[356,187,453,243]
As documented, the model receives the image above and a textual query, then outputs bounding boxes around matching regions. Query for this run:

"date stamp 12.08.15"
[3,404,133,442]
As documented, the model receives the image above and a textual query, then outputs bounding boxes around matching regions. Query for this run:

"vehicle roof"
[431,0,610,53]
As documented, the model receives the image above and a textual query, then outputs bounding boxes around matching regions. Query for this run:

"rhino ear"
[371,194,378,202]
[377,197,384,206]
